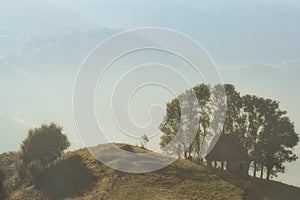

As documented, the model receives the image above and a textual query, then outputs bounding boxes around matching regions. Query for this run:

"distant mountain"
[1,143,300,200]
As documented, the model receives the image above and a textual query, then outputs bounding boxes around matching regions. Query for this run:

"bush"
[0,169,6,199]
[27,159,44,183]
[20,123,70,167]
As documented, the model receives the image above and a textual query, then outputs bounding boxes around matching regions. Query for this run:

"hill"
[1,143,300,200]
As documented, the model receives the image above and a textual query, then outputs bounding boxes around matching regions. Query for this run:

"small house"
[205,134,251,174]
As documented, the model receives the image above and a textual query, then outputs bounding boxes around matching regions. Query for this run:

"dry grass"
[1,144,300,200]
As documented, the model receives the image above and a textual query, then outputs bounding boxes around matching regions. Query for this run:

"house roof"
[205,134,251,161]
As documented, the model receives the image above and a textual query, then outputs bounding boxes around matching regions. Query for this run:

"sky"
[0,0,300,186]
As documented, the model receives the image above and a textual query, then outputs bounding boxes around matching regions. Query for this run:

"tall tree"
[160,83,299,180]
[222,84,245,136]
[258,104,299,179]
[242,95,265,177]
[160,84,211,159]
[192,84,211,162]
[210,84,246,168]
[160,98,184,158]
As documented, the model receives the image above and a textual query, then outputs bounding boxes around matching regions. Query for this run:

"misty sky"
[0,0,300,186]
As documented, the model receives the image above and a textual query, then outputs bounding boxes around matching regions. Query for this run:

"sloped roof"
[205,134,251,161]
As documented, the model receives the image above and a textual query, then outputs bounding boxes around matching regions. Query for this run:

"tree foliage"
[160,84,217,160]
[160,83,299,179]
[0,168,6,199]
[242,95,266,177]
[141,134,149,149]
[20,123,70,168]
[27,159,45,183]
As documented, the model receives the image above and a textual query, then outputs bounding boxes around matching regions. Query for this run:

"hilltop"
[1,143,300,200]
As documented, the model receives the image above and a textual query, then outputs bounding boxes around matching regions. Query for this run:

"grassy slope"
[1,144,300,200]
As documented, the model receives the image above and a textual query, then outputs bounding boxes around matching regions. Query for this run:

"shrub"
[27,159,44,183]
[20,123,70,167]
[0,169,6,199]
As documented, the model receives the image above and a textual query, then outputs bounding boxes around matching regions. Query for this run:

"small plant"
[141,134,149,149]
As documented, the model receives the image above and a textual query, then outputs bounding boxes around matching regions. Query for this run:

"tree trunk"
[221,161,224,170]
[184,151,187,159]
[197,151,201,165]
[214,161,217,168]
[188,146,192,159]
[266,166,271,180]
[253,161,257,178]
[253,145,257,178]
[260,165,264,179]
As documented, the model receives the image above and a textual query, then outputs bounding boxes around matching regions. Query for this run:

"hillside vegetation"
[1,143,300,200]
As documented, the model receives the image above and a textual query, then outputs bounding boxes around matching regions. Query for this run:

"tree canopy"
[20,123,70,168]
[160,83,299,179]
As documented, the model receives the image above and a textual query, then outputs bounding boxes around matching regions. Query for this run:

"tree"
[159,83,299,179]
[141,134,149,149]
[160,85,211,159]
[218,84,246,169]
[0,168,6,199]
[222,84,245,136]
[192,84,211,162]
[160,93,191,158]
[20,123,70,168]
[258,106,299,180]
[242,95,265,177]
[243,97,299,179]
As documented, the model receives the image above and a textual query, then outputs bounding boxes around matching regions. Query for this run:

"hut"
[205,134,251,174]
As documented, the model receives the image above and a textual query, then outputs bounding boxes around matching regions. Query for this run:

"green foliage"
[0,152,22,198]
[222,84,244,136]
[160,98,182,157]
[243,96,299,179]
[20,123,70,168]
[35,154,97,199]
[160,84,242,160]
[27,159,44,183]
[258,112,299,179]
[242,95,267,177]
[160,83,299,179]
[141,134,149,149]
[0,168,6,199]
[17,157,27,183]
[160,84,214,159]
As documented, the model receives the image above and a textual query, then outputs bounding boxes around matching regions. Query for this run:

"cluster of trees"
[19,123,70,183]
[160,83,299,179]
